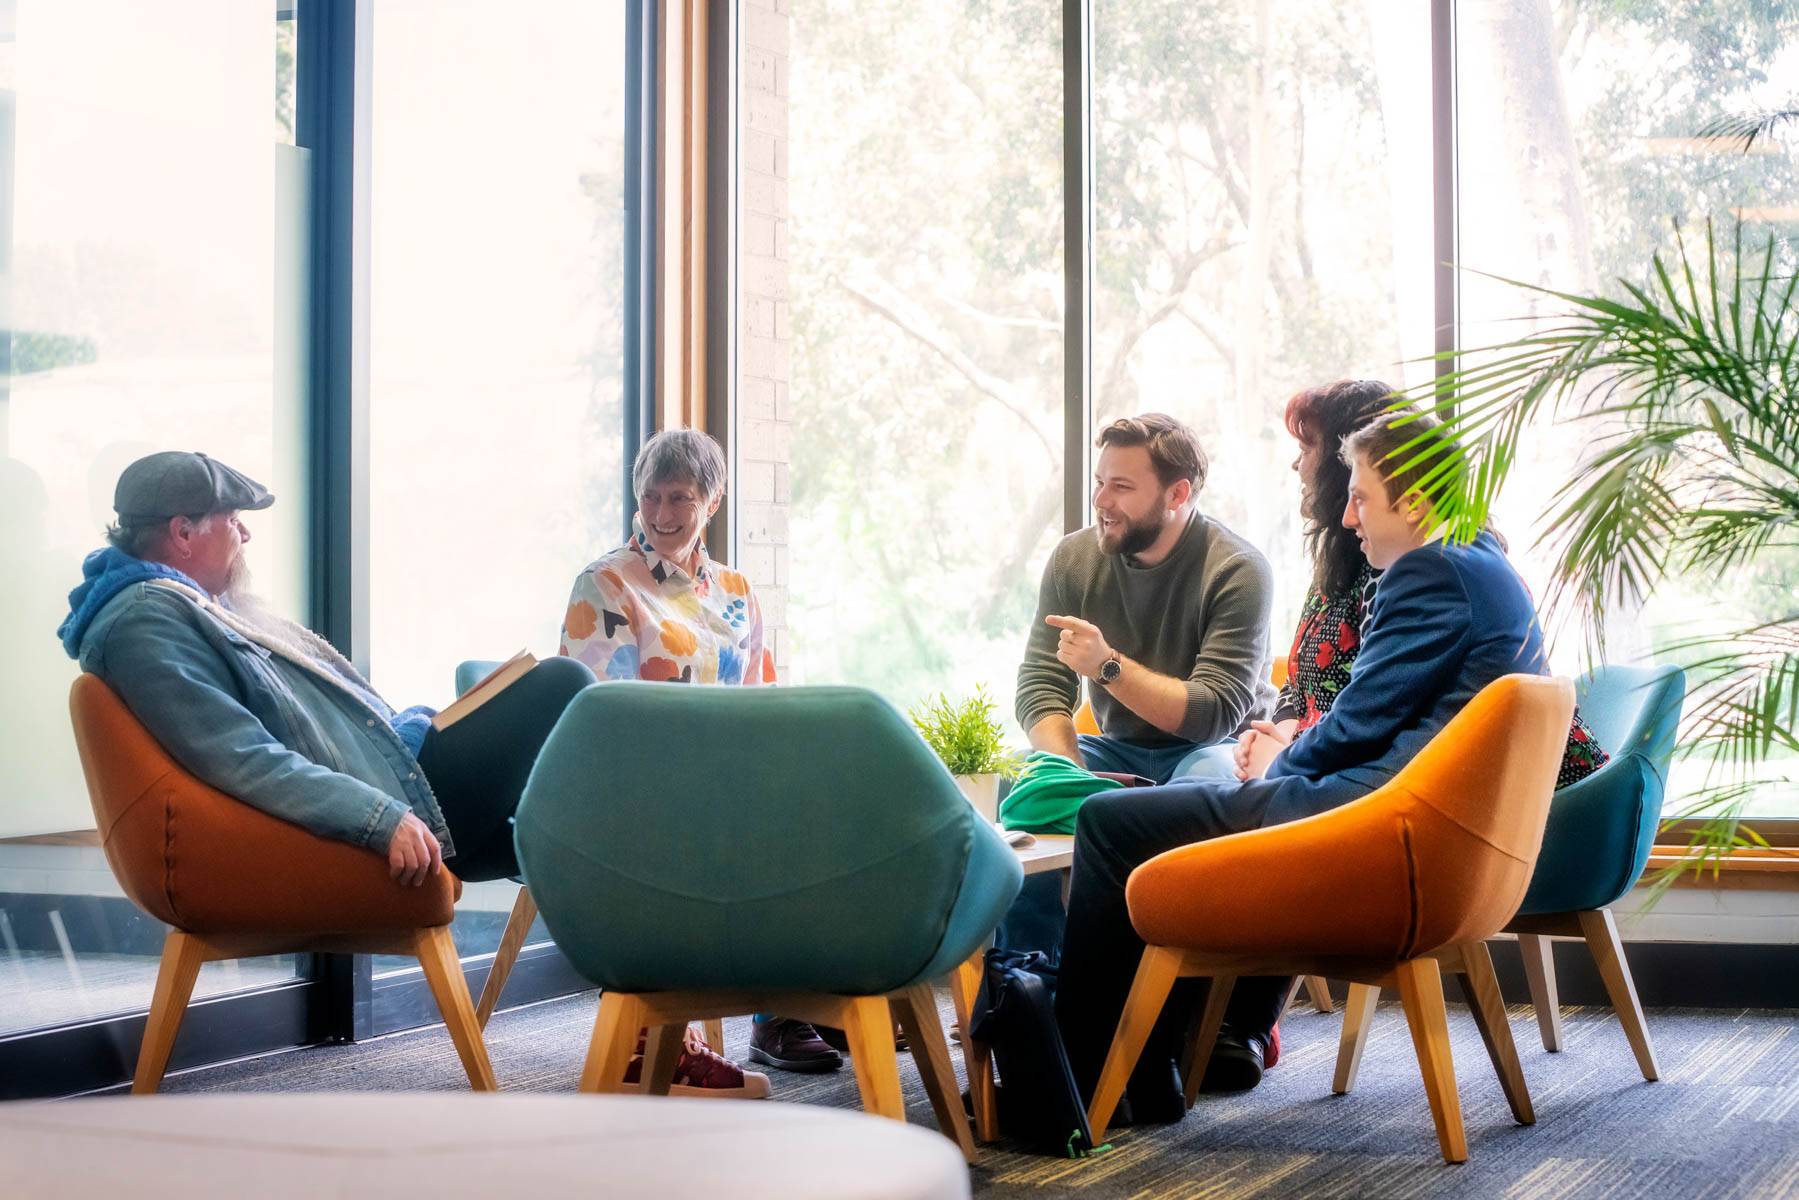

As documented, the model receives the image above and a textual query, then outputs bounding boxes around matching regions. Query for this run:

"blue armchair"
[1506,664,1685,1080]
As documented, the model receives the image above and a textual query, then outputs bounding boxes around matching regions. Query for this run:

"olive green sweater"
[1015,511,1276,748]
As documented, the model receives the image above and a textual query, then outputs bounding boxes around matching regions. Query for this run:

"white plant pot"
[954,773,1002,822]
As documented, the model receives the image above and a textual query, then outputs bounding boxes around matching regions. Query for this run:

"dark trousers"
[416,656,595,882]
[1054,782,1295,1110]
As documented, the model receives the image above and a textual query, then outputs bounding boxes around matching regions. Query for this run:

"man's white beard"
[221,554,253,604]
[221,566,301,649]
[219,559,301,650]
[219,563,355,680]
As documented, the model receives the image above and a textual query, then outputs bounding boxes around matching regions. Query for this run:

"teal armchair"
[1506,663,1685,1079]
[454,659,501,698]
[513,681,1023,1157]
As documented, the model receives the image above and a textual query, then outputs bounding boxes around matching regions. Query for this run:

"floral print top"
[560,516,777,686]
[1275,563,1609,789]
[1274,563,1380,730]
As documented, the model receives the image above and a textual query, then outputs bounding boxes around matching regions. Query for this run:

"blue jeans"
[1075,734,1239,784]
[998,734,1238,965]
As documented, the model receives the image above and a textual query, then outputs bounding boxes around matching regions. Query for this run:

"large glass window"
[781,0,1064,723]
[367,0,627,709]
[0,0,309,1036]
[365,0,630,974]
[1093,0,1435,647]
[1458,1,1799,816]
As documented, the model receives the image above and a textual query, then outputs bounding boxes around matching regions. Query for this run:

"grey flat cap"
[114,451,275,522]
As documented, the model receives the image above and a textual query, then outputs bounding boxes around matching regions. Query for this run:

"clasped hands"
[1233,718,1298,781]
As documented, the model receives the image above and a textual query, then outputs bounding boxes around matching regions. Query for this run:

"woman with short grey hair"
[558,428,841,1089]
[562,429,768,685]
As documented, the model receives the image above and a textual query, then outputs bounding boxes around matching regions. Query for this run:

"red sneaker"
[1266,1021,1282,1070]
[621,1024,772,1099]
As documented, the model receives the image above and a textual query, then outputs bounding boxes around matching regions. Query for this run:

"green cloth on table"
[999,751,1124,835]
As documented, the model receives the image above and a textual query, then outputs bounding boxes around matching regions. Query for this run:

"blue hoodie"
[58,547,203,658]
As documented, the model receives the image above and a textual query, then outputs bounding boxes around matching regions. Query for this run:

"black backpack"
[971,948,1101,1157]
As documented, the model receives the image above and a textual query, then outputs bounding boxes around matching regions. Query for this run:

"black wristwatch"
[1096,654,1122,686]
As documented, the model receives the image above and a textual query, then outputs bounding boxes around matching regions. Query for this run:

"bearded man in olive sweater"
[1002,414,1275,965]
[1016,413,1276,784]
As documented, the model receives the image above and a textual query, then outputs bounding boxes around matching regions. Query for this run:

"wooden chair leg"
[1517,933,1564,1052]
[412,925,498,1091]
[1089,945,1184,1136]
[581,991,647,1094]
[701,1019,727,1053]
[842,995,905,1121]
[1179,971,1237,1111]
[1578,909,1661,1082]
[1395,957,1467,1164]
[132,931,207,1094]
[638,1023,688,1096]
[1278,974,1305,1017]
[949,954,999,1142]
[1332,982,1381,1096]
[892,982,977,1161]
[1304,975,1336,1014]
[475,886,538,1029]
[1458,941,1534,1125]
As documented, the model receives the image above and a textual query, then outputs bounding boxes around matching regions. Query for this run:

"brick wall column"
[736,0,792,676]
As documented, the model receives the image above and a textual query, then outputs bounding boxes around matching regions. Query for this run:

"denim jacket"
[75,579,453,856]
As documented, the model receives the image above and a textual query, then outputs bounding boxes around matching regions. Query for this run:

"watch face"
[1100,657,1121,683]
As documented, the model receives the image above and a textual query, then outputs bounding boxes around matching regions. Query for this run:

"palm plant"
[1392,209,1799,878]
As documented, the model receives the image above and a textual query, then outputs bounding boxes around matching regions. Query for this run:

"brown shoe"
[621,1025,772,1099]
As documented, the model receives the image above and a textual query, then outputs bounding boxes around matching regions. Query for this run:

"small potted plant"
[909,685,1020,821]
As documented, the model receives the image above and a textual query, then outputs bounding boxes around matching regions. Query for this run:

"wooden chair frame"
[135,925,496,1093]
[1330,909,1659,1097]
[474,886,539,1028]
[1510,909,1658,1079]
[578,984,975,1162]
[1095,940,1533,1163]
[1295,975,1335,1014]
[475,885,724,1052]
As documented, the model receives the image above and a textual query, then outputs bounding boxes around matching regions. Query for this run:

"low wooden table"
[0,1094,971,1199]
[947,833,1074,1142]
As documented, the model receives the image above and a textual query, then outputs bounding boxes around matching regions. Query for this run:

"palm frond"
[1662,623,1799,779]
[1641,777,1775,899]
[1699,104,1799,154]
[1399,224,1799,575]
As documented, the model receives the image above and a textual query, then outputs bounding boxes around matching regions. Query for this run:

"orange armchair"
[1088,674,1575,1163]
[69,675,495,1093]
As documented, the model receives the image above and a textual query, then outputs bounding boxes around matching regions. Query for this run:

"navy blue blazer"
[1144,531,1549,836]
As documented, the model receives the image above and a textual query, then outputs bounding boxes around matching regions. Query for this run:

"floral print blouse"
[1275,563,1609,789]
[560,516,777,686]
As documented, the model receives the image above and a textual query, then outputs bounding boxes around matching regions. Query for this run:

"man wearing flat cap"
[57,451,596,887]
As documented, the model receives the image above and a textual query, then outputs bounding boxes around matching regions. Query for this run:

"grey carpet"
[152,991,1799,1198]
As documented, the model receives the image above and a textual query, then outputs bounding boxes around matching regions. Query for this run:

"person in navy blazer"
[1053,407,1552,1124]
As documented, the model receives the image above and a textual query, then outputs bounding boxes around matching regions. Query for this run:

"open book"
[430,650,538,732]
